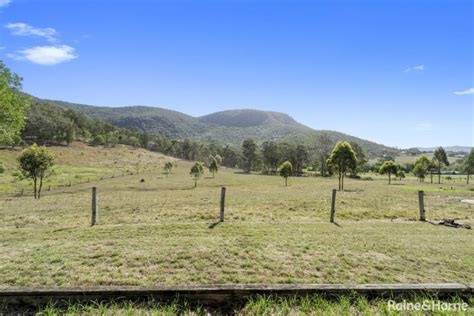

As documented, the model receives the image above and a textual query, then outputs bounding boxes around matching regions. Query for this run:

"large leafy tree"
[413,155,431,182]
[0,61,30,145]
[379,161,399,184]
[278,160,292,186]
[326,141,357,191]
[242,139,258,173]
[18,144,54,199]
[208,156,218,178]
[190,162,204,187]
[432,147,449,184]
[463,149,474,184]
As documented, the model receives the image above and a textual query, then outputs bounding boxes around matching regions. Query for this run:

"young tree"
[0,61,31,145]
[379,161,399,184]
[413,164,426,182]
[413,155,431,182]
[463,149,474,184]
[432,147,449,184]
[190,162,204,187]
[396,169,405,181]
[91,134,106,146]
[17,144,54,199]
[278,160,292,186]
[208,156,218,178]
[242,139,258,173]
[326,142,357,191]
[163,161,174,177]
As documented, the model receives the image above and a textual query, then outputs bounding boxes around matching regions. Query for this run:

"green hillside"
[45,99,399,157]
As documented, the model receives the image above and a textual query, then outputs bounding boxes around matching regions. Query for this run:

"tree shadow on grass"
[53,226,80,233]
[341,189,364,193]
[181,186,196,190]
[208,221,222,229]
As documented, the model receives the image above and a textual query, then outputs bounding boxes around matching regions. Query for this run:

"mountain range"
[44,99,399,157]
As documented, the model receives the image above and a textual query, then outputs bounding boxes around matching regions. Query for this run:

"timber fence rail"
[0,284,472,307]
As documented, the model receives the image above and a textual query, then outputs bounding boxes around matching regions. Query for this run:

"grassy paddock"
[0,142,172,194]
[2,294,472,315]
[0,143,473,287]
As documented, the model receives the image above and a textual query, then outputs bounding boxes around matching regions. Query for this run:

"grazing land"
[0,143,473,287]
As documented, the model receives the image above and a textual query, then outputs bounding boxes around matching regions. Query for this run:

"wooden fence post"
[91,187,98,226]
[220,187,226,222]
[330,189,336,223]
[418,190,425,221]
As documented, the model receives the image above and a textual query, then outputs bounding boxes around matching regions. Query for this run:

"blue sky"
[0,0,472,148]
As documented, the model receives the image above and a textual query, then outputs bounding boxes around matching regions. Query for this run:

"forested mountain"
[45,99,399,157]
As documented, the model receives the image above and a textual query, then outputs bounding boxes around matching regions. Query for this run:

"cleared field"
[0,142,172,194]
[0,143,473,287]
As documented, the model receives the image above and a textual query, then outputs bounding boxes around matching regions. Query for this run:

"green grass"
[3,295,472,315]
[395,184,474,193]
[0,142,473,287]
[0,142,172,195]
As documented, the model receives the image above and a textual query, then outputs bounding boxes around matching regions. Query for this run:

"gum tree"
[242,139,258,173]
[18,144,54,199]
[190,162,204,187]
[163,161,173,177]
[463,149,474,184]
[208,156,218,178]
[326,141,357,191]
[432,147,449,184]
[278,160,292,186]
[413,155,431,182]
[379,161,399,184]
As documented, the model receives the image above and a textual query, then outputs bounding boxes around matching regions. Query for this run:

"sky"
[0,0,472,148]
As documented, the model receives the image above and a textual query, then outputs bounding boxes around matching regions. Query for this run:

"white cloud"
[8,45,77,65]
[0,0,11,7]
[404,64,425,72]
[454,87,474,95]
[415,122,433,132]
[5,22,57,42]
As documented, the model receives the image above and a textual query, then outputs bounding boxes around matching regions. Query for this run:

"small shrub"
[348,174,361,179]
[12,170,22,178]
[0,162,5,174]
